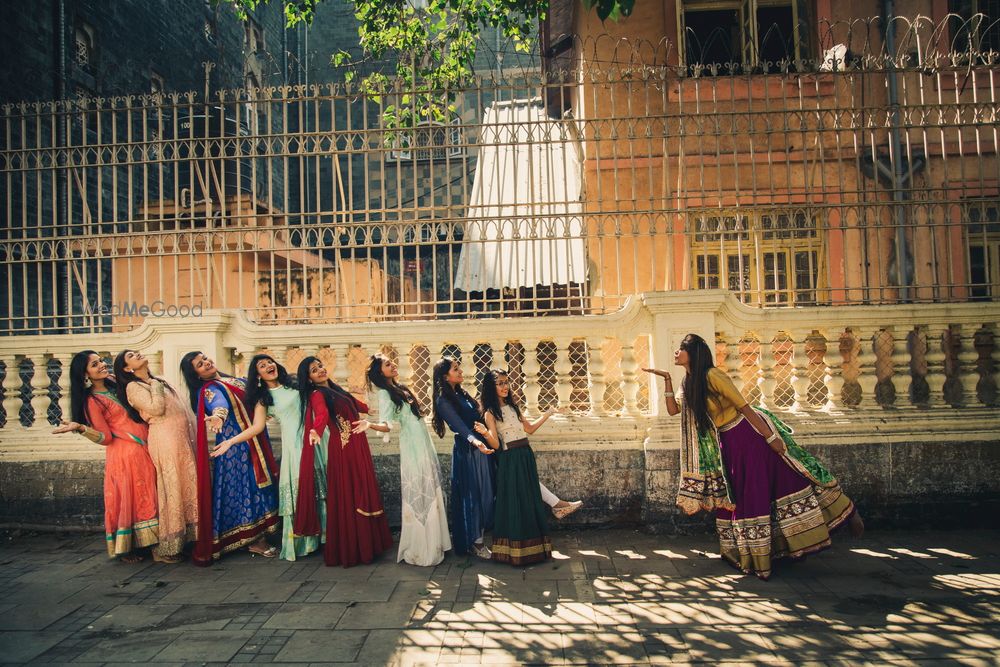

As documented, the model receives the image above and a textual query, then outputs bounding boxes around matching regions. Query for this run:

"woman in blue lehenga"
[180,351,280,565]
[431,356,496,559]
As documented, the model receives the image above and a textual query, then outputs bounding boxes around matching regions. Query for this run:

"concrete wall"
[3,411,997,533]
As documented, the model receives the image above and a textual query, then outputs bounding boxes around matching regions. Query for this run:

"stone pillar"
[2,355,22,430]
[621,341,641,416]
[587,337,607,417]
[757,337,777,409]
[29,354,51,429]
[790,335,811,412]
[54,352,74,424]
[521,339,542,414]
[554,338,574,411]
[333,344,351,390]
[150,311,234,388]
[855,328,879,409]
[956,324,981,407]
[822,330,844,412]
[723,337,745,395]
[924,323,948,408]
[889,326,911,408]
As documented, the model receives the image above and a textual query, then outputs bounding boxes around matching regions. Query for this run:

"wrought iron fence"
[1,15,999,335]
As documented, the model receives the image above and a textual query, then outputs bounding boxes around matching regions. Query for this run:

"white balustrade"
[0,293,996,448]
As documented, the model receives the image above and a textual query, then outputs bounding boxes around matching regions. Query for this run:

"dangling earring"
[84,377,93,388]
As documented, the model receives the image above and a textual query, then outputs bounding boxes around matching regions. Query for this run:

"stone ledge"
[2,411,997,532]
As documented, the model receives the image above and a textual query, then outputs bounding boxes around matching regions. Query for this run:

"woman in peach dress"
[115,349,199,563]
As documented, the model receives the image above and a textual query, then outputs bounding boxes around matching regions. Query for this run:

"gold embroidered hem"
[356,507,385,517]
[677,471,735,515]
[491,537,553,565]
[106,518,159,557]
[717,484,853,580]
[153,523,198,558]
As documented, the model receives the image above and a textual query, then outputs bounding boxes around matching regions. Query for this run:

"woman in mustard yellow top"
[644,333,863,580]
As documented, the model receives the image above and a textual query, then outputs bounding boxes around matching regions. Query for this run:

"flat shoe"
[553,500,583,520]
[249,545,278,558]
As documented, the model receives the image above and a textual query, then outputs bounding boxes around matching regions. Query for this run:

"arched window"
[75,23,95,72]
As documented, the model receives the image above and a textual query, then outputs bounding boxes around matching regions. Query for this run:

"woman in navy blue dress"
[431,356,496,559]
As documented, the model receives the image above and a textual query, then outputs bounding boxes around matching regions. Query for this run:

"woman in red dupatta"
[296,356,391,567]
[180,351,279,565]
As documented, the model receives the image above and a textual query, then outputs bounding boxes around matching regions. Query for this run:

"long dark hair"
[112,350,174,424]
[431,356,474,438]
[366,354,421,419]
[69,350,117,426]
[480,367,522,423]
[179,350,234,412]
[245,354,295,408]
[681,333,716,436]
[296,356,353,428]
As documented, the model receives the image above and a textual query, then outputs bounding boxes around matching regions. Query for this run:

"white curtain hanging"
[455,99,587,292]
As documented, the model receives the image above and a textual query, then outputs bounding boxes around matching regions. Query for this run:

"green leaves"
[224,0,636,127]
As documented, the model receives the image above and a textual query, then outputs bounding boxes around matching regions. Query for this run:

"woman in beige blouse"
[114,350,199,563]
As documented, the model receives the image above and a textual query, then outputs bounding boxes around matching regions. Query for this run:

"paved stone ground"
[0,527,997,666]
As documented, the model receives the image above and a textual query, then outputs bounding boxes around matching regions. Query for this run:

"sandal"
[552,500,583,520]
[119,553,144,564]
[472,542,492,560]
[153,553,184,564]
[248,544,278,558]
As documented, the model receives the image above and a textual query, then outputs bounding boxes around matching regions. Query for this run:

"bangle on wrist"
[663,391,675,398]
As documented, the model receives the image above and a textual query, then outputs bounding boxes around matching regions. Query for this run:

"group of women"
[54,333,862,580]
[54,348,581,569]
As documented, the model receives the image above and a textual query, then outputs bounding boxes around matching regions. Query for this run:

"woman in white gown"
[359,354,451,566]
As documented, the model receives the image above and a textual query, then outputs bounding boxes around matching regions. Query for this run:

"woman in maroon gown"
[297,356,392,567]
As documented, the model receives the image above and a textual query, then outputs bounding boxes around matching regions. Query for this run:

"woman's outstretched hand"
[641,368,672,382]
[52,420,81,435]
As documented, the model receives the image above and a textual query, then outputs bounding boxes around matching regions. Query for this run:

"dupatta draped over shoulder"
[676,403,839,516]
[192,377,279,566]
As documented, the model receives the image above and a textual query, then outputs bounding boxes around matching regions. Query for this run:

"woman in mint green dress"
[214,353,327,560]
[361,354,451,566]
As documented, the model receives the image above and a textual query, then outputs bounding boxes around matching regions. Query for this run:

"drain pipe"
[883,0,911,301]
[55,0,70,329]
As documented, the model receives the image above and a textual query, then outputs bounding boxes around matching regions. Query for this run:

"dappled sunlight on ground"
[0,528,996,664]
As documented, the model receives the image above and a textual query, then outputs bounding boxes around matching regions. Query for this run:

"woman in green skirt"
[477,368,555,565]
